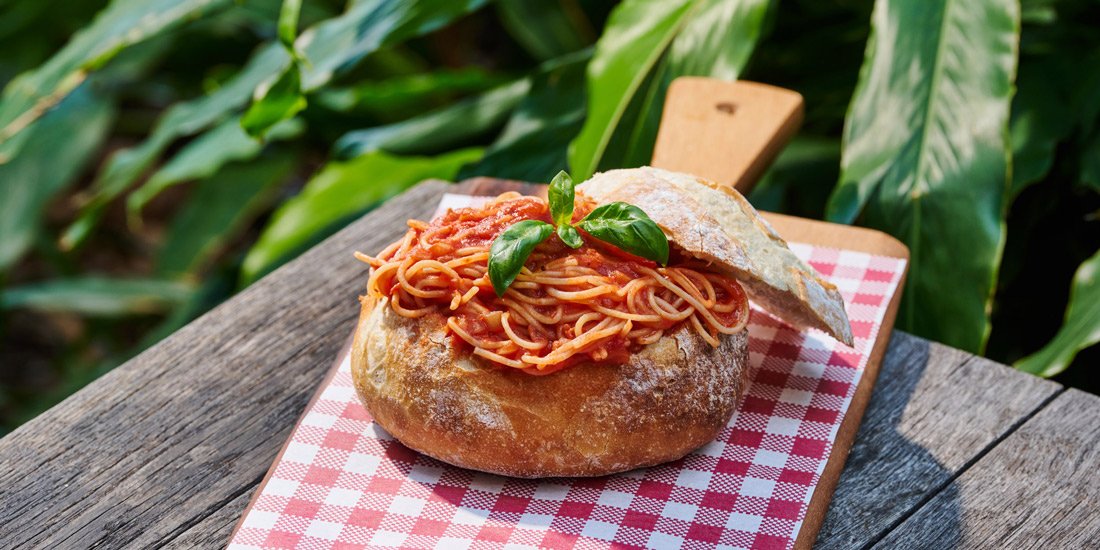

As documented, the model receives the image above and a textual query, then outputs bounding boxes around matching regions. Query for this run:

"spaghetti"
[357,192,750,374]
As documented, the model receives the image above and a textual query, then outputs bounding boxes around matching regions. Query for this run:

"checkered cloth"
[229,194,907,550]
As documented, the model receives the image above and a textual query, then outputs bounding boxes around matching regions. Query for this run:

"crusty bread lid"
[578,167,854,345]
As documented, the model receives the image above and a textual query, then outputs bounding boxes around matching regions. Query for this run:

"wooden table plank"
[815,334,1062,548]
[874,388,1099,549]
[162,491,254,549]
[0,181,452,548]
[0,179,1082,549]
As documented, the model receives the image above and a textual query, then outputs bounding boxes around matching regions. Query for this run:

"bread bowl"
[351,167,851,477]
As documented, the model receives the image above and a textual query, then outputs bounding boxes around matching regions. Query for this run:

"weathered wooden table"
[2,180,1098,549]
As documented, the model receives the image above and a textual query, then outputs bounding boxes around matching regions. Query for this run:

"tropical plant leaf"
[64,0,490,248]
[1009,37,1100,198]
[495,0,594,60]
[127,116,302,219]
[314,67,510,122]
[0,1,109,89]
[278,0,303,53]
[1015,250,1100,377]
[243,0,305,139]
[827,0,1020,353]
[1009,58,1074,198]
[240,63,307,138]
[1081,131,1100,192]
[747,136,840,219]
[0,0,230,149]
[1,278,193,316]
[613,0,776,169]
[296,0,489,91]
[241,147,483,284]
[157,154,296,277]
[60,44,288,249]
[0,84,114,271]
[333,79,529,158]
[568,0,775,180]
[567,1,692,180]
[459,51,589,181]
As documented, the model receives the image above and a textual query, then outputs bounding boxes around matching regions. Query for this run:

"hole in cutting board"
[715,102,737,115]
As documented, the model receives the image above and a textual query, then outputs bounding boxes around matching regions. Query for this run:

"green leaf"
[61,44,289,249]
[556,224,584,249]
[459,50,590,181]
[495,0,594,60]
[247,0,304,139]
[1020,0,1056,24]
[64,0,491,248]
[297,0,490,91]
[241,147,483,285]
[0,84,114,270]
[157,154,296,277]
[315,68,510,122]
[240,64,307,138]
[1008,50,1100,198]
[748,136,841,218]
[577,202,669,265]
[0,0,231,148]
[128,116,303,219]
[334,78,530,158]
[278,0,303,52]
[1080,130,1100,192]
[548,170,575,227]
[567,0,692,180]
[827,0,1020,353]
[568,0,775,179]
[1009,60,1073,197]
[1,278,193,317]
[1015,250,1100,377]
[488,220,554,296]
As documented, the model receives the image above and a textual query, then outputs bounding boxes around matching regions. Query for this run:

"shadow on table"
[815,336,962,549]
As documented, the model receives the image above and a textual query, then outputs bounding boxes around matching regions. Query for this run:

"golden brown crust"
[578,167,853,345]
[350,296,750,478]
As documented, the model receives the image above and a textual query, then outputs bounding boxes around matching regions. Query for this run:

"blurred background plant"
[1,0,1097,434]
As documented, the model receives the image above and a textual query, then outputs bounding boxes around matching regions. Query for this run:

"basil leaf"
[578,202,669,265]
[488,220,554,296]
[547,170,574,227]
[557,223,584,249]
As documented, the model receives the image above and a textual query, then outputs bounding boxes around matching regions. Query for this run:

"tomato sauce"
[381,194,748,373]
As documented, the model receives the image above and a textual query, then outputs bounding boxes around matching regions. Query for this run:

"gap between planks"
[863,386,1069,549]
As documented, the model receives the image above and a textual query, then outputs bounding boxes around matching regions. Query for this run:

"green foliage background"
[1,0,1097,433]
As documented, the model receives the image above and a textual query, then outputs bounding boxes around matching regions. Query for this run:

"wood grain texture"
[163,491,254,549]
[875,388,1099,549]
[816,333,1061,549]
[651,78,804,191]
[0,180,452,549]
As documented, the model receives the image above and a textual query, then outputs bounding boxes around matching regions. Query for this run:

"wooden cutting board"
[231,77,908,549]
[652,78,909,547]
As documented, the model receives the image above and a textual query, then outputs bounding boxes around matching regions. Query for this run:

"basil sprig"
[557,223,584,249]
[487,170,669,296]
[488,220,554,296]
[548,171,575,227]
[576,202,670,266]
[549,171,584,249]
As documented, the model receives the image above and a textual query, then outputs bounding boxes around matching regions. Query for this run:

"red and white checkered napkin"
[230,194,907,550]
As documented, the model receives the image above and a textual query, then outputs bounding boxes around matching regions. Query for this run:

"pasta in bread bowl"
[350,167,851,477]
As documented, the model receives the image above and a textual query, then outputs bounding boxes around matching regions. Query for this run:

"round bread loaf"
[350,297,750,478]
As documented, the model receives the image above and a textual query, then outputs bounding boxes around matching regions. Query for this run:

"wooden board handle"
[651,77,804,193]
